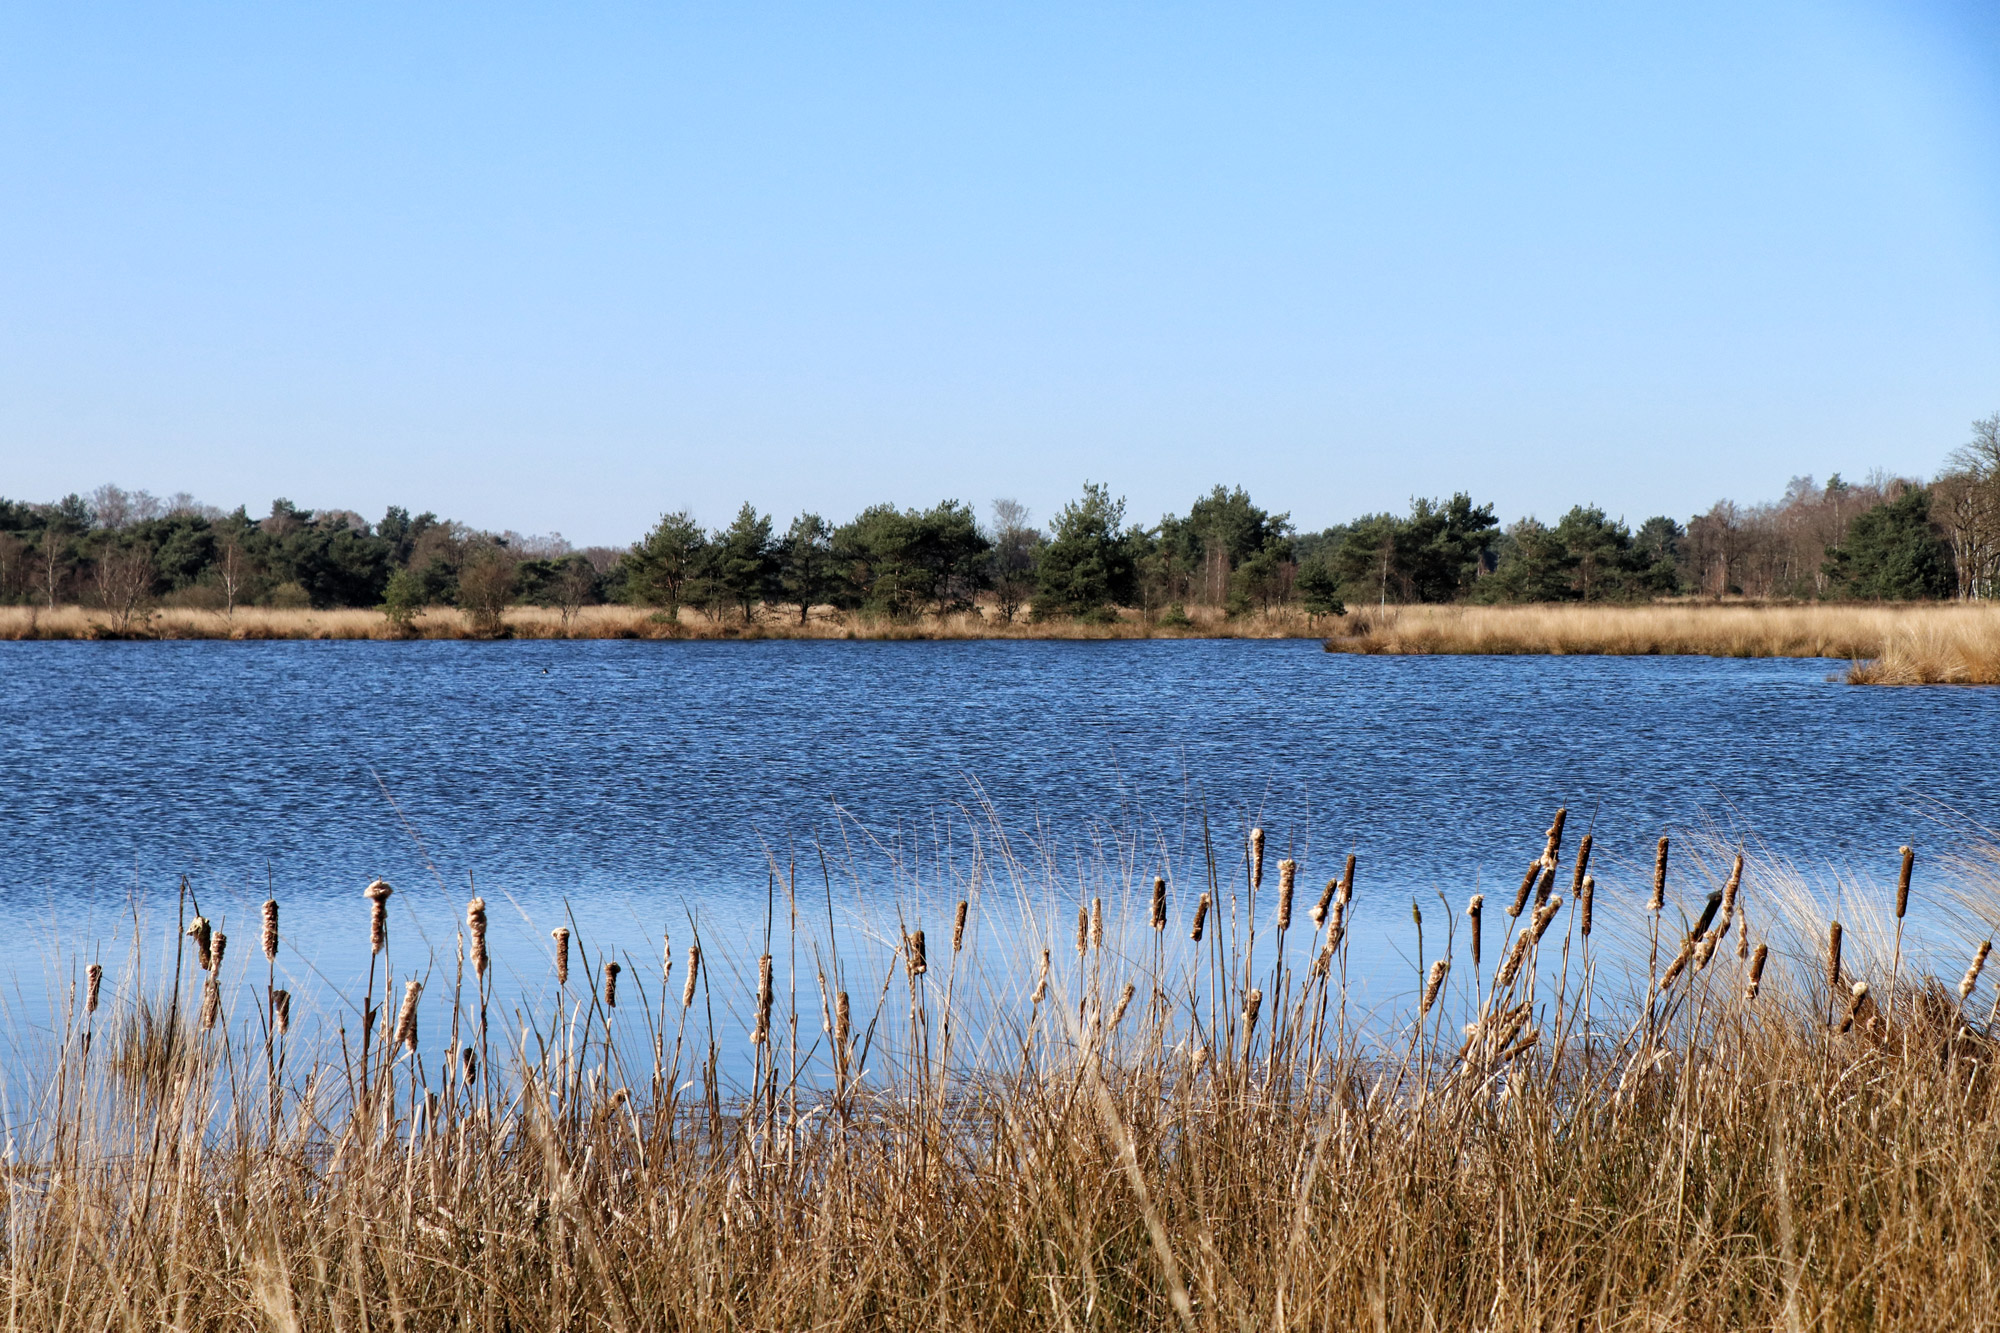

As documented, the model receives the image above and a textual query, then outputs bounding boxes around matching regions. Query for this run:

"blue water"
[3,639,1997,1058]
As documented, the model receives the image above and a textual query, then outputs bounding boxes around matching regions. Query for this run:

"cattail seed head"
[461,1045,476,1087]
[835,990,851,1050]
[1508,862,1537,918]
[682,946,700,1007]
[1076,905,1089,956]
[953,900,969,952]
[1738,905,1752,959]
[1659,942,1691,992]
[1694,934,1718,969]
[199,978,220,1031]
[1420,959,1449,1017]
[1570,833,1593,895]
[1544,807,1568,865]
[271,988,291,1034]
[1242,987,1263,1033]
[85,963,103,1014]
[186,917,213,971]
[602,960,621,1009]
[1692,890,1725,940]
[1089,898,1103,950]
[1337,854,1356,908]
[364,880,392,954]
[210,932,228,972]
[1190,893,1211,942]
[1249,828,1265,891]
[1310,877,1336,927]
[1276,860,1296,931]
[1530,896,1563,943]
[1840,980,1870,1034]
[1651,837,1669,912]
[751,954,772,1042]
[466,897,488,977]
[1746,944,1769,1000]
[1721,855,1743,924]
[1827,921,1844,991]
[1467,894,1484,968]
[1579,876,1594,937]
[1897,846,1915,920]
[907,929,928,977]
[552,927,570,985]
[395,980,421,1050]
[1411,898,1422,930]
[1534,863,1555,910]
[1108,981,1136,1030]
[1960,940,1991,1002]
[1151,877,1167,930]
[261,899,279,962]
[1496,933,1534,989]
[1031,949,1050,1004]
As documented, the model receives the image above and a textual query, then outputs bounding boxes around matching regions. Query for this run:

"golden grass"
[0,601,1322,641]
[14,816,2000,1328]
[1326,600,2000,683]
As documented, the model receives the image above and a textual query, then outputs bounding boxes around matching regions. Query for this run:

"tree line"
[3,415,1996,625]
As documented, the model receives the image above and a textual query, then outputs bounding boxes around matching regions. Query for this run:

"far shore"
[4,599,1998,683]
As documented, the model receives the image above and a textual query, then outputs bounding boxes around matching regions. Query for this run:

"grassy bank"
[13,815,2000,1328]
[0,601,1320,642]
[1324,601,2000,684]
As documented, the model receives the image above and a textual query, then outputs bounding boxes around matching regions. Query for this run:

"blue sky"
[2,2,1996,545]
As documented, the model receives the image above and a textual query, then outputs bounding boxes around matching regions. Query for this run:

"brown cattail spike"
[85,963,103,1015]
[952,900,968,952]
[1897,846,1915,920]
[1651,837,1668,912]
[1151,877,1167,930]
[1242,988,1263,1034]
[602,960,621,1009]
[1534,863,1555,909]
[1089,898,1103,950]
[1076,905,1089,956]
[751,955,772,1042]
[1841,980,1870,1034]
[1420,959,1449,1017]
[1544,807,1568,866]
[186,917,213,971]
[461,1046,476,1087]
[682,946,700,1007]
[1721,855,1743,924]
[466,898,489,977]
[1659,942,1691,992]
[1311,877,1336,927]
[834,990,851,1081]
[1108,981,1136,1030]
[364,880,392,954]
[1579,876,1595,937]
[1746,944,1769,1000]
[907,929,928,977]
[1031,949,1050,1004]
[1190,893,1211,943]
[1570,834,1593,896]
[1508,861,1537,918]
[1338,854,1356,906]
[199,978,220,1031]
[1276,859,1296,931]
[1531,896,1563,943]
[395,980,421,1050]
[1960,941,1992,1002]
[1249,828,1265,891]
[261,899,279,962]
[1466,894,1484,968]
[210,932,228,972]
[1827,921,1844,992]
[552,927,570,985]
[271,988,291,1034]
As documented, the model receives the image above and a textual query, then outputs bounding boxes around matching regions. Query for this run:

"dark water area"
[3,639,1998,1065]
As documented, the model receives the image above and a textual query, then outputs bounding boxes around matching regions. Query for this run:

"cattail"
[1337,854,1356,908]
[1897,846,1915,919]
[835,990,851,1053]
[1242,988,1264,1034]
[186,917,213,971]
[461,1045,476,1087]
[395,980,421,1050]
[1076,905,1089,956]
[752,954,771,1042]
[1310,877,1337,927]
[1311,924,1342,977]
[1531,896,1563,943]
[1089,898,1104,950]
[261,899,279,962]
[1467,894,1484,968]
[1692,890,1724,940]
[199,977,221,1030]
[1412,899,1422,930]
[953,900,969,952]
[1148,877,1167,930]
[210,932,228,972]
[1694,934,1718,969]
[1108,981,1137,1030]
[552,927,570,985]
[1659,941,1691,992]
[1720,855,1743,927]
[1960,940,1991,1001]
[1827,921,1844,992]
[1190,893,1211,943]
[1507,861,1537,918]
[907,929,928,977]
[1746,944,1769,1001]
[1840,980,1870,1034]
[85,963,103,1014]
[1031,949,1050,1004]
[1534,863,1555,909]
[682,946,700,1007]
[1420,959,1449,1016]
[1579,875,1595,937]
[1650,837,1668,912]
[1544,807,1568,866]
[271,988,291,1034]
[364,880,392,954]
[466,897,489,977]
[1249,828,1265,891]
[1496,934,1534,989]
[1276,859,1296,931]
[602,960,621,1009]
[1570,833,1593,896]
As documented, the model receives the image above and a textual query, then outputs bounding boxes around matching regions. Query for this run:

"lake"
[4,638,1997,1050]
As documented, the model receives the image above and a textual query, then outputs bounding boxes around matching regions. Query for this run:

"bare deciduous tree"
[93,543,156,632]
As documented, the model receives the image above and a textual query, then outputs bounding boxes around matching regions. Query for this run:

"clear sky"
[2,2,1996,545]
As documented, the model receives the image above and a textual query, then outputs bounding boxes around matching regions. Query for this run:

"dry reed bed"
[0,602,1318,642]
[12,816,2000,1329]
[1327,601,2000,684]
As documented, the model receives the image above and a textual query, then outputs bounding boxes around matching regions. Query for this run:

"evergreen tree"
[1034,483,1136,619]
[1824,487,1954,600]
[625,511,708,621]
[713,503,777,621]
[776,513,838,624]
